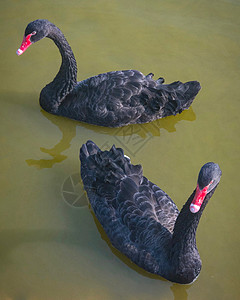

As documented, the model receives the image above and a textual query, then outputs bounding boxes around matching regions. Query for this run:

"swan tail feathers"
[80,141,143,198]
[145,80,201,116]
[80,140,100,159]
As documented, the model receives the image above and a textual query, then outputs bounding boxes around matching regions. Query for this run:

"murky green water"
[1,0,240,299]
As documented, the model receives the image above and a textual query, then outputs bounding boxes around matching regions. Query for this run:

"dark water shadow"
[26,107,196,169]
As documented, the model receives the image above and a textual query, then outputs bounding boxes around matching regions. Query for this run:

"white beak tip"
[190,204,200,213]
[16,48,23,56]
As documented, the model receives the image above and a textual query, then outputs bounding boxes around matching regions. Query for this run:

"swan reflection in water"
[26,106,196,169]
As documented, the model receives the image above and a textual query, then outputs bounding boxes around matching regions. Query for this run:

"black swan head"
[17,19,51,55]
[17,19,78,114]
[190,162,222,213]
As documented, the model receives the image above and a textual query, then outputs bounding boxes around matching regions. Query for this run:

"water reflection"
[171,283,190,300]
[26,111,77,169]
[26,107,196,169]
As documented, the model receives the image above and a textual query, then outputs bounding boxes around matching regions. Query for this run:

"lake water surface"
[0,0,239,299]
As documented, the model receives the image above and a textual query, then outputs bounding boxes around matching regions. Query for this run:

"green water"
[1,0,240,299]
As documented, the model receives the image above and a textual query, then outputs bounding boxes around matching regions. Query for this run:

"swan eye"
[32,31,37,35]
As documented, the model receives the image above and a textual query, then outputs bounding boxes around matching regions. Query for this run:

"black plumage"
[17,19,201,127]
[80,141,222,284]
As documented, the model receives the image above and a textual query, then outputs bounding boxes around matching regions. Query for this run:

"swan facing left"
[17,19,201,128]
[80,140,222,284]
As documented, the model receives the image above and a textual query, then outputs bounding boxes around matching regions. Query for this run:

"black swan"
[80,141,222,284]
[17,19,201,128]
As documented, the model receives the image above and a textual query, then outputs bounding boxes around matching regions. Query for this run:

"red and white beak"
[190,184,210,213]
[16,33,35,56]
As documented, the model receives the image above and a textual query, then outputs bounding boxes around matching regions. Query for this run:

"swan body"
[80,141,222,284]
[17,19,201,128]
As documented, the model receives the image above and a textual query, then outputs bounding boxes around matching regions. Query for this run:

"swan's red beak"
[16,34,33,56]
[190,184,209,213]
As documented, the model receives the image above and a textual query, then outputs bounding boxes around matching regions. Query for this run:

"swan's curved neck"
[40,23,77,113]
[172,190,201,253]
[169,187,217,283]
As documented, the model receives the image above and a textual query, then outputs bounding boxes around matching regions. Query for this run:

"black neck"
[169,186,217,282]
[40,23,77,112]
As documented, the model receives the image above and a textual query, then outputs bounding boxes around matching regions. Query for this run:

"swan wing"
[80,141,176,272]
[61,70,200,127]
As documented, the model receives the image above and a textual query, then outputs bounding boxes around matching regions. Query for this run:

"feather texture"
[80,141,221,283]
[58,70,201,127]
[18,20,201,128]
